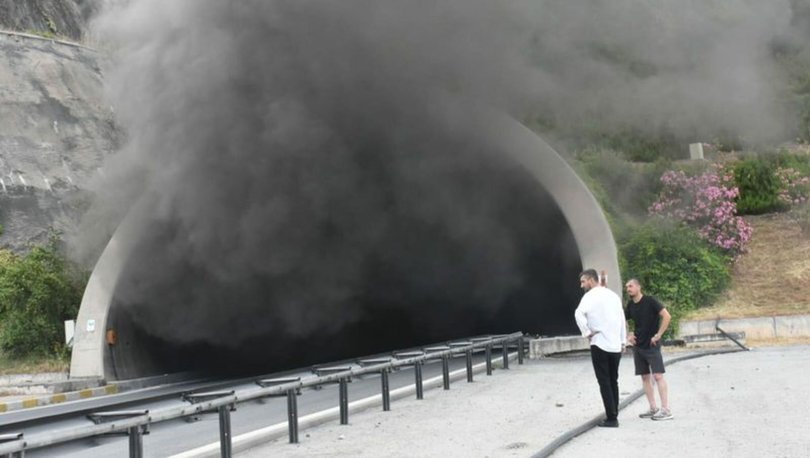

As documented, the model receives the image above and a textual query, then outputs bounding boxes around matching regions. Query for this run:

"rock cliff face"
[0,31,118,251]
[0,0,97,41]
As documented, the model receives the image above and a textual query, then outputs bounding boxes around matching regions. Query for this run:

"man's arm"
[650,308,672,346]
[625,305,636,345]
[619,308,627,347]
[574,301,593,338]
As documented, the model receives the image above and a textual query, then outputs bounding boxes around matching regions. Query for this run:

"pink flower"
[650,167,754,258]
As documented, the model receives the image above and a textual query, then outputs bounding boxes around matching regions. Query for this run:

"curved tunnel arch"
[69,113,619,380]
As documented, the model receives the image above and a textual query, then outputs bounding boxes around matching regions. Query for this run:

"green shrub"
[590,129,683,162]
[576,148,667,216]
[733,159,787,215]
[765,150,810,176]
[799,95,810,142]
[569,157,621,228]
[0,237,86,358]
[712,135,746,153]
[618,221,731,337]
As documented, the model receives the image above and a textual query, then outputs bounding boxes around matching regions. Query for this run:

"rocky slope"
[0,30,118,251]
[0,0,97,41]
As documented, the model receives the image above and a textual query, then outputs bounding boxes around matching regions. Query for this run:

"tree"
[0,235,86,358]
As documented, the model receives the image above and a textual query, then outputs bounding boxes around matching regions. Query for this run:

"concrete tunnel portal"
[70,112,620,381]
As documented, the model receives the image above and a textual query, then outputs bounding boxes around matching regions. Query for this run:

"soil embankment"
[687,211,810,320]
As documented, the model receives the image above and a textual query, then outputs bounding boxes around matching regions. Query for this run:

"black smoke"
[74,0,810,374]
[76,0,584,375]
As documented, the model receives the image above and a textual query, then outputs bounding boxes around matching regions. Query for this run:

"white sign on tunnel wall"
[86,319,95,332]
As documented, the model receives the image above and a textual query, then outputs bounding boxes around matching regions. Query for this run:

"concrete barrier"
[0,377,103,397]
[0,373,68,387]
[717,317,775,339]
[529,336,589,359]
[679,314,810,340]
[682,332,746,349]
[774,315,810,337]
[679,317,774,338]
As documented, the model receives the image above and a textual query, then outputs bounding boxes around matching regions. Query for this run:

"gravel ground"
[238,345,810,458]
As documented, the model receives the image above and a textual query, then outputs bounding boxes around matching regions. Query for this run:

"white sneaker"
[638,408,659,418]
[651,408,673,421]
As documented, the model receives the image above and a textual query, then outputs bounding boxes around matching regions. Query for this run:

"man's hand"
[627,334,637,346]
[651,334,661,346]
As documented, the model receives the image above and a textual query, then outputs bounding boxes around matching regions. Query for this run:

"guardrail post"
[381,368,391,411]
[502,343,510,369]
[518,337,524,365]
[180,392,234,456]
[339,377,349,424]
[465,349,474,382]
[392,352,423,400]
[128,426,143,458]
[218,405,232,458]
[256,378,300,444]
[414,362,424,399]
[286,389,299,443]
[485,343,493,375]
[716,325,751,351]
[441,355,450,390]
[86,411,149,458]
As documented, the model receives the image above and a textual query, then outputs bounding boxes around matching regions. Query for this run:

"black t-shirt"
[625,295,665,349]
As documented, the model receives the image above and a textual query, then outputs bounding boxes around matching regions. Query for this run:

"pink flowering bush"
[775,167,810,206]
[649,166,753,257]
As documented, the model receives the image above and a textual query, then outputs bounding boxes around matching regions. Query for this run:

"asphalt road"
[8,356,483,457]
[238,345,810,457]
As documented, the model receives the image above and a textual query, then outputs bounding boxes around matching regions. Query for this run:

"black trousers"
[590,345,622,420]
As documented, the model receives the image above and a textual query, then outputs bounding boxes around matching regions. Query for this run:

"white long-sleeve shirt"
[574,286,627,353]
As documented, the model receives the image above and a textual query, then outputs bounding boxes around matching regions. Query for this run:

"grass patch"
[685,209,810,320]
[0,351,69,375]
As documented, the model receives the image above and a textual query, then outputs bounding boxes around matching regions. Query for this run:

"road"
[239,345,810,458]
[2,354,494,457]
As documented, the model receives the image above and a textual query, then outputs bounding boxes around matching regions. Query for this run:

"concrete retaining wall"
[679,314,810,339]
[0,372,68,386]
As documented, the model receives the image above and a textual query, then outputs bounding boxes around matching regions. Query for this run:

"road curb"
[0,384,118,413]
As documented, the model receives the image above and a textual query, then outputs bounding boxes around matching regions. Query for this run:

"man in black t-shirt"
[625,278,673,421]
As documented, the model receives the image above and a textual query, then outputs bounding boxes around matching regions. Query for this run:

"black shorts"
[633,346,666,375]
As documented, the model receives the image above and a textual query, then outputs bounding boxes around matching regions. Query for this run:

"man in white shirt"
[574,268,627,427]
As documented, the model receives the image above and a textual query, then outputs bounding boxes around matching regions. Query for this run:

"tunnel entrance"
[104,159,582,379]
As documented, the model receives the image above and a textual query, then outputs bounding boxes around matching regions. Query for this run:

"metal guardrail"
[0,434,23,458]
[715,325,750,351]
[0,332,526,458]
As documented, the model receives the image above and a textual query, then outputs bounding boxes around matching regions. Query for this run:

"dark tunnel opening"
[105,155,583,379]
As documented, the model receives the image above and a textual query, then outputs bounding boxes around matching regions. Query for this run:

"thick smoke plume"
[81,0,551,352]
[75,0,809,358]
[522,1,798,145]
